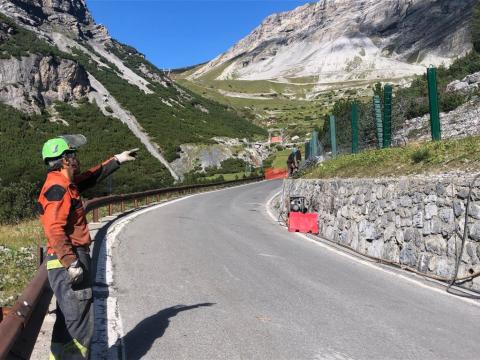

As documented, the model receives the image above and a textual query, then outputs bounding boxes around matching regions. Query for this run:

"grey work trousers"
[47,247,94,359]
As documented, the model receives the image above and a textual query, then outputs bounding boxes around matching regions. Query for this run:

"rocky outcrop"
[0,54,90,113]
[170,138,270,178]
[393,96,480,144]
[446,71,480,94]
[192,0,475,85]
[1,0,95,37]
[280,175,480,290]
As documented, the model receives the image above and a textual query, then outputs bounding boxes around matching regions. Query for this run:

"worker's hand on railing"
[115,148,139,164]
[67,260,84,285]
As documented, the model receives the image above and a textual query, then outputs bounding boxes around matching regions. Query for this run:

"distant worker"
[37,134,138,359]
[287,147,302,177]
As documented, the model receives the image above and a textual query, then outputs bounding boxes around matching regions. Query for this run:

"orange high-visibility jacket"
[38,158,120,268]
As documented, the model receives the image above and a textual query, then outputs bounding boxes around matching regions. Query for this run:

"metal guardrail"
[0,176,263,359]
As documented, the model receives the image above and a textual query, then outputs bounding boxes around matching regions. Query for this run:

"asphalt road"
[113,180,480,360]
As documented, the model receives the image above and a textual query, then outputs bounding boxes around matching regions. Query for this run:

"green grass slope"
[175,69,326,140]
[303,136,480,179]
[0,101,173,194]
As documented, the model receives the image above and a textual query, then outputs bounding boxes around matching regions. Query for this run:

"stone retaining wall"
[280,175,480,290]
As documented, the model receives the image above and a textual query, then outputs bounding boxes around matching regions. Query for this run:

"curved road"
[112,181,480,360]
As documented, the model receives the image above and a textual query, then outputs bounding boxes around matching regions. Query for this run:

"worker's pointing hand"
[115,148,139,164]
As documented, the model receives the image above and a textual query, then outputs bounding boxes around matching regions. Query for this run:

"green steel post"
[311,130,319,158]
[383,84,393,148]
[304,141,310,161]
[329,115,337,157]
[427,67,441,141]
[373,95,383,148]
[351,103,359,154]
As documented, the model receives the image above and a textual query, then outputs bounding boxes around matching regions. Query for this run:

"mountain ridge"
[0,0,266,183]
[190,0,475,92]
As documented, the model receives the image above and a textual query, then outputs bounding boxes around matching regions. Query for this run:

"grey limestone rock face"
[191,0,475,89]
[468,204,480,220]
[403,227,415,243]
[393,96,480,145]
[418,253,432,273]
[0,54,90,113]
[466,243,479,264]
[469,223,480,242]
[424,203,438,220]
[7,0,94,36]
[425,235,447,256]
[453,200,465,217]
[359,219,377,241]
[439,208,454,223]
[400,244,418,268]
[413,212,423,228]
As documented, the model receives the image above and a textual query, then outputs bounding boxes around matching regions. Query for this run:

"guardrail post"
[93,208,99,222]
[121,200,125,212]
[145,196,148,205]
[156,194,160,203]
[108,203,113,216]
[37,245,44,267]
[134,199,138,208]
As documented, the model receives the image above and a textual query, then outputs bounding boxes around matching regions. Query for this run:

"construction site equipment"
[287,196,319,234]
[265,168,289,180]
[288,212,319,234]
[289,196,307,213]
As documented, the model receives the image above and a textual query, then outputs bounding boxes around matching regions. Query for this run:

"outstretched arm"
[74,157,120,193]
[75,148,138,192]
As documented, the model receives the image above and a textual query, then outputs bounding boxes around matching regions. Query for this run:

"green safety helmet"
[42,134,87,162]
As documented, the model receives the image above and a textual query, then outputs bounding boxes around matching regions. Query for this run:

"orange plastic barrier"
[264,168,288,180]
[270,136,283,143]
[288,212,319,234]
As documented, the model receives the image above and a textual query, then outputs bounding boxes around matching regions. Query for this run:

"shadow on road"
[116,302,215,359]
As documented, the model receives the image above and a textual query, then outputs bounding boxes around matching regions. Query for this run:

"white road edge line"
[94,180,266,360]
[265,190,480,308]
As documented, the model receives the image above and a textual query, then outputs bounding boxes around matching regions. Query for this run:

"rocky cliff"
[0,54,90,113]
[0,0,265,181]
[191,0,475,88]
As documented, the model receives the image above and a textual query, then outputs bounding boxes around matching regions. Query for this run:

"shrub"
[411,148,431,164]
[0,181,39,224]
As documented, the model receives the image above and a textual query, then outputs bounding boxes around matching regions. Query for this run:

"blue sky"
[86,0,312,69]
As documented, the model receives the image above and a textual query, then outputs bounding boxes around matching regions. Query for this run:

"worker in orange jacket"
[38,135,138,359]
